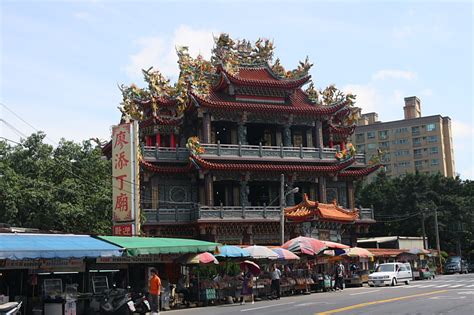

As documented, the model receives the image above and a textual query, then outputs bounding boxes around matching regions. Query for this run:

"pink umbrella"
[344,247,374,258]
[240,260,261,276]
[177,252,218,265]
[322,241,350,249]
[282,236,327,256]
[272,248,300,260]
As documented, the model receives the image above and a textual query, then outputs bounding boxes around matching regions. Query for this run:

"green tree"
[0,132,112,234]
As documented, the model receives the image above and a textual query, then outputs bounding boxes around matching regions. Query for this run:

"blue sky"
[1,0,473,178]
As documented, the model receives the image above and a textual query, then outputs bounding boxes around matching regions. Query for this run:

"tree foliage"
[0,133,112,234]
[356,171,474,259]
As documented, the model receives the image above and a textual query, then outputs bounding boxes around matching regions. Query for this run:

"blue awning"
[0,234,123,260]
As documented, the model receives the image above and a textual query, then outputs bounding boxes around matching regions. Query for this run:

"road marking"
[458,291,474,295]
[429,296,466,300]
[434,284,451,288]
[240,302,295,312]
[418,284,436,288]
[314,290,448,315]
[448,284,464,288]
[466,284,474,287]
[350,290,380,296]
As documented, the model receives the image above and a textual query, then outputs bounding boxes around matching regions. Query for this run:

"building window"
[394,127,408,134]
[378,130,389,140]
[426,123,436,132]
[356,144,365,153]
[379,141,389,148]
[355,133,365,143]
[367,131,375,139]
[415,160,423,167]
[430,147,439,155]
[414,149,422,158]
[431,159,439,165]
[398,161,411,167]
[412,126,420,135]
[367,143,377,150]
[428,135,438,143]
[395,150,409,156]
[413,137,421,145]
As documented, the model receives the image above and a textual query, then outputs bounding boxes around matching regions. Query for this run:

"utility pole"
[421,212,427,250]
[280,174,285,245]
[434,208,442,271]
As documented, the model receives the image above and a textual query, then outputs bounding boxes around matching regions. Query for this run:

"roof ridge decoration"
[117,33,357,122]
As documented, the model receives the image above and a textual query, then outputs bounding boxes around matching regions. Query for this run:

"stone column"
[239,180,249,207]
[318,176,327,203]
[286,180,295,206]
[283,125,291,147]
[315,120,323,148]
[204,173,214,206]
[238,122,248,145]
[347,181,355,209]
[202,112,211,143]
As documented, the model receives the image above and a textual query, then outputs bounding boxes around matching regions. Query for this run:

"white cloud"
[372,69,417,81]
[342,84,379,113]
[123,25,216,81]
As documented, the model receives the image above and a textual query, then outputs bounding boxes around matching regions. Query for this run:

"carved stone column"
[283,125,291,147]
[202,112,211,143]
[239,180,249,207]
[315,120,323,148]
[204,173,214,206]
[238,122,248,145]
[347,181,355,209]
[318,176,327,203]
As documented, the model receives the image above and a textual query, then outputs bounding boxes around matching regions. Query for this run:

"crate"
[200,288,216,301]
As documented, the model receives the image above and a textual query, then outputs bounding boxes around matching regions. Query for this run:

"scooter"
[0,301,22,315]
[129,291,151,314]
[99,285,133,315]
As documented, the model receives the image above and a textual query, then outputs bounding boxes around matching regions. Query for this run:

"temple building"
[105,35,381,245]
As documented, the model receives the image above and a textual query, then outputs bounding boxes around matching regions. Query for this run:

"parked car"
[444,256,468,274]
[468,262,474,273]
[368,263,412,287]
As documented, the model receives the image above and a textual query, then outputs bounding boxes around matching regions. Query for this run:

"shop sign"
[112,122,140,235]
[96,254,181,264]
[0,259,85,272]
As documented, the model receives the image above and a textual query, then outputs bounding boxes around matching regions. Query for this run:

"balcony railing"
[198,206,280,221]
[142,143,366,164]
[359,208,375,221]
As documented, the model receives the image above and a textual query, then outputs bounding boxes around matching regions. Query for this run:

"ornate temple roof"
[191,89,349,117]
[328,123,356,135]
[213,66,311,90]
[285,194,359,222]
[140,160,194,173]
[191,155,355,173]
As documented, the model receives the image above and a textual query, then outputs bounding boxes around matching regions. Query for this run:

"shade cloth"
[240,260,261,276]
[216,245,250,258]
[322,241,350,249]
[99,236,219,256]
[0,234,123,260]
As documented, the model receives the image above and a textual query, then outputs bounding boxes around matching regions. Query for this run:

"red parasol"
[240,260,261,276]
[282,236,327,256]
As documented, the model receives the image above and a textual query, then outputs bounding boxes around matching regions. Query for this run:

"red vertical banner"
[170,134,176,148]
[145,136,151,146]
[156,134,161,147]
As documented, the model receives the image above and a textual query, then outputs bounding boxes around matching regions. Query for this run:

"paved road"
[165,273,474,315]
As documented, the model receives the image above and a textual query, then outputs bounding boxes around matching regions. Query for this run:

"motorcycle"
[0,301,22,315]
[129,291,151,314]
[99,285,133,315]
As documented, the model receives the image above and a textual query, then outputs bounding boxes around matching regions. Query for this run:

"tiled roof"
[221,67,311,89]
[191,155,355,173]
[139,115,182,127]
[191,90,349,116]
[285,194,359,222]
[338,164,383,178]
[329,123,356,135]
[140,160,193,173]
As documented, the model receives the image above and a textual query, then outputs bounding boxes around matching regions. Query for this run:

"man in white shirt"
[270,264,281,299]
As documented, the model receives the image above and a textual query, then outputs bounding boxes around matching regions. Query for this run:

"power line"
[375,211,424,223]
[0,136,22,146]
[0,118,28,138]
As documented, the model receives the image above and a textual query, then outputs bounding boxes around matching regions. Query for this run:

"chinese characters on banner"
[111,122,140,235]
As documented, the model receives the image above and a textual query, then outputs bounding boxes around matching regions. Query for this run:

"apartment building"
[352,96,455,178]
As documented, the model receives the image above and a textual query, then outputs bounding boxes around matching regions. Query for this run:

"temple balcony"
[358,207,375,221]
[142,204,281,225]
[142,143,366,164]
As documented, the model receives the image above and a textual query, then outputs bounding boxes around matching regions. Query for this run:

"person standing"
[270,264,281,299]
[334,262,345,291]
[149,268,162,315]
[240,266,254,305]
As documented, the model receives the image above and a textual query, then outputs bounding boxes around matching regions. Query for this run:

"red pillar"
[170,134,176,148]
[156,134,161,147]
[340,142,345,151]
[145,136,151,146]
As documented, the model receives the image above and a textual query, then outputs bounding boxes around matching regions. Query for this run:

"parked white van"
[368,263,412,286]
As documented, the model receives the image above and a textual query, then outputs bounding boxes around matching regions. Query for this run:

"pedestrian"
[149,268,162,315]
[334,262,345,291]
[240,266,254,305]
[270,264,281,299]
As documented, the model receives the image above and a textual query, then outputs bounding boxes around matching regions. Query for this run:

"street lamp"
[280,173,299,245]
